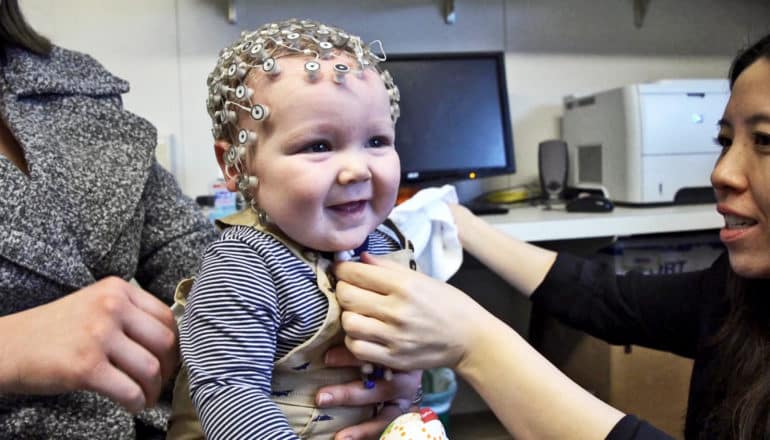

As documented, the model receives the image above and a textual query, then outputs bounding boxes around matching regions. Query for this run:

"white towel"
[388,185,462,281]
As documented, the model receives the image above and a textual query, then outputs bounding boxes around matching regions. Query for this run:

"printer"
[562,79,729,204]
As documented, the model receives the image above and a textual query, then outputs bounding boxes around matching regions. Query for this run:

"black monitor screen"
[382,52,515,183]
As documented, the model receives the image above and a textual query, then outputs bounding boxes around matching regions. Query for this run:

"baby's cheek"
[376,162,401,199]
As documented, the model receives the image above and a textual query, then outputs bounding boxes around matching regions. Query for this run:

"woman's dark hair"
[728,33,770,88]
[0,0,51,56]
[705,272,770,440]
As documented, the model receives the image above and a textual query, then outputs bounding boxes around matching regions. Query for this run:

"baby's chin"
[285,216,385,253]
[311,230,373,253]
[317,237,369,253]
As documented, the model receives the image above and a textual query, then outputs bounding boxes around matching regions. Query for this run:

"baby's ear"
[213,140,239,192]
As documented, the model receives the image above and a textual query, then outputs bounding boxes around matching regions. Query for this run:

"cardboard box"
[537,318,691,439]
[600,232,724,275]
[535,232,722,439]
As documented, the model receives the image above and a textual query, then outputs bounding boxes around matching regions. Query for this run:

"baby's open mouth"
[330,200,366,213]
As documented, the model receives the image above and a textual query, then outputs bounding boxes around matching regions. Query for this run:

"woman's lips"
[720,214,759,243]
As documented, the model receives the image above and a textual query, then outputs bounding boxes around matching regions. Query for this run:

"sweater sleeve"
[134,161,218,304]
[181,238,298,440]
[606,415,675,440]
[531,252,728,357]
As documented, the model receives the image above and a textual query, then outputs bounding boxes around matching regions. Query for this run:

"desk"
[480,203,722,241]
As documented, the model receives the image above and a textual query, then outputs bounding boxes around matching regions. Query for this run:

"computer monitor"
[382,52,515,184]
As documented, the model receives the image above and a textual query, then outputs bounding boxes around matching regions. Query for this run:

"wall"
[23,0,181,162]
[23,0,770,197]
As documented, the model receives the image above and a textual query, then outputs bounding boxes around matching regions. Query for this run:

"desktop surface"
[479,203,721,242]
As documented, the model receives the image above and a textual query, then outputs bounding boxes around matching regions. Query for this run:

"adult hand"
[316,345,422,440]
[334,252,489,372]
[0,277,178,413]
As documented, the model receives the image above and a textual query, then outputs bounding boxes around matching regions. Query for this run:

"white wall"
[23,0,185,176]
[21,0,762,197]
[500,53,729,190]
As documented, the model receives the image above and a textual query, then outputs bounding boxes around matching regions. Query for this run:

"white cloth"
[388,185,462,281]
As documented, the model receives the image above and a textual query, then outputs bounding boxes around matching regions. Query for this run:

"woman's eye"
[301,141,332,153]
[714,135,732,149]
[753,132,770,147]
[367,136,391,148]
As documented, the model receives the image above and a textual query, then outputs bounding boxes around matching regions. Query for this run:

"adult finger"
[316,369,416,408]
[333,254,409,297]
[121,302,178,383]
[343,335,395,369]
[107,333,162,408]
[340,310,391,344]
[358,251,408,270]
[336,280,390,321]
[124,282,176,329]
[324,345,363,368]
[84,356,146,413]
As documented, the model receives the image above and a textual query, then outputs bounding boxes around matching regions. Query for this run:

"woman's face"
[712,57,770,278]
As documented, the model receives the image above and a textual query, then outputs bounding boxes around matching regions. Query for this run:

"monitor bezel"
[383,51,516,184]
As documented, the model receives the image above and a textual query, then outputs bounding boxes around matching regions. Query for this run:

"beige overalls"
[168,209,415,439]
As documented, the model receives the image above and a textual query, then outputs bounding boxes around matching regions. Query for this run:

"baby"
[168,18,416,439]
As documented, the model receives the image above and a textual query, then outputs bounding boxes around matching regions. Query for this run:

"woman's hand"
[333,252,489,372]
[0,277,178,413]
[316,346,422,440]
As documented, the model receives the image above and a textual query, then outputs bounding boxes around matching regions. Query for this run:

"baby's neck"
[333,250,355,262]
[318,236,370,262]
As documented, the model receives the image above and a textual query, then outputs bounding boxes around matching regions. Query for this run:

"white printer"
[562,79,729,204]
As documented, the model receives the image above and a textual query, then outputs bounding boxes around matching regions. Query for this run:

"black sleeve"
[606,415,675,440]
[531,252,728,357]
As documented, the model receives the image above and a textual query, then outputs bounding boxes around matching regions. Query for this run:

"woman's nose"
[711,142,748,195]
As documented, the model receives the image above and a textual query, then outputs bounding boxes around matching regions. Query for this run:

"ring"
[411,386,424,406]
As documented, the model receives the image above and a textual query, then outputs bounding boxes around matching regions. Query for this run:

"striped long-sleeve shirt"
[180,224,401,439]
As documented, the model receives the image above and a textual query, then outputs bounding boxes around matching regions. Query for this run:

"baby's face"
[243,56,400,252]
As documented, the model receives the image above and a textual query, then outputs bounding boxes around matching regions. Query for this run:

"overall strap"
[379,218,413,251]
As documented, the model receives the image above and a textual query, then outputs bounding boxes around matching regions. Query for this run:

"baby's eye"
[301,141,332,153]
[367,136,391,148]
[753,131,770,147]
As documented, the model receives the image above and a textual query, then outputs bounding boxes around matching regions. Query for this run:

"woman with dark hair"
[0,0,51,56]
[332,33,770,439]
[0,2,415,439]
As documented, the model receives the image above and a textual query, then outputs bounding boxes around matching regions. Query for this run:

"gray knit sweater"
[0,46,217,438]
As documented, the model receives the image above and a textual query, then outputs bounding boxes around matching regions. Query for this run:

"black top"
[531,252,731,439]
[609,416,674,439]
